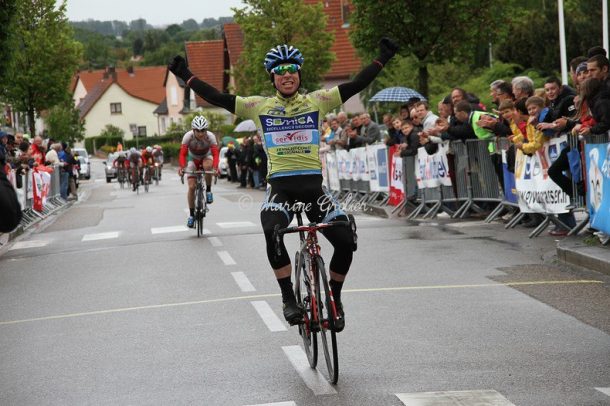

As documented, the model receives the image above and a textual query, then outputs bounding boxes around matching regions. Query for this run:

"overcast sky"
[65,0,246,27]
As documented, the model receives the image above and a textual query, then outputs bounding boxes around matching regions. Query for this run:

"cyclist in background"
[169,38,398,330]
[179,116,219,228]
[127,147,142,191]
[141,146,155,184]
[152,144,164,180]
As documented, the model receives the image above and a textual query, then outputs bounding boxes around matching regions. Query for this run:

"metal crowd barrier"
[485,138,522,226]
[10,164,68,230]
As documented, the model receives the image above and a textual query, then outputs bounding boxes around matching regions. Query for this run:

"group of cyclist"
[168,37,398,331]
[112,145,164,190]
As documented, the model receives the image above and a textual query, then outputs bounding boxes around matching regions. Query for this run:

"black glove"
[377,37,399,66]
[168,55,194,83]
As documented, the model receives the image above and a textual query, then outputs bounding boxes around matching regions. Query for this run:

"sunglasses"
[272,63,300,75]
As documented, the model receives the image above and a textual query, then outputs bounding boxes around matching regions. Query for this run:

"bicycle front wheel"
[294,251,317,368]
[315,255,339,384]
[196,187,204,237]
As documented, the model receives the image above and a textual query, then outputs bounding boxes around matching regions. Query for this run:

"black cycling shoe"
[283,299,305,325]
[333,301,345,332]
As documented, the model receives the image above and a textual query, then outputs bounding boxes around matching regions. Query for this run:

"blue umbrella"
[369,86,426,103]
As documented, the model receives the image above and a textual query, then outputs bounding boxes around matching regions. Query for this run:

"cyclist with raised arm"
[169,38,398,330]
[179,116,219,228]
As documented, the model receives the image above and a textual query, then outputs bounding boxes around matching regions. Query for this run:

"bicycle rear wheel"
[155,167,159,185]
[294,251,317,368]
[315,255,339,384]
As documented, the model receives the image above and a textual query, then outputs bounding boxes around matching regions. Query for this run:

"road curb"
[557,238,610,276]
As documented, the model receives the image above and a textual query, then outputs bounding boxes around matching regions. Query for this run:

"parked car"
[218,146,229,178]
[73,148,91,179]
[104,153,118,183]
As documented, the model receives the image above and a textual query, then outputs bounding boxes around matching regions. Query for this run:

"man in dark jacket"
[0,150,22,232]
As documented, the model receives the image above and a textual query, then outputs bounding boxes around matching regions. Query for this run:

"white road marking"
[445,221,489,228]
[9,240,50,250]
[81,232,120,242]
[95,179,104,183]
[217,250,236,265]
[231,272,256,292]
[207,236,223,247]
[282,346,337,395]
[251,301,286,332]
[243,402,296,406]
[151,225,189,234]
[596,387,610,397]
[217,221,256,228]
[396,390,515,405]
[0,279,602,326]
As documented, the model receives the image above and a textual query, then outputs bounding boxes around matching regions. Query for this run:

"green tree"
[1,0,82,136]
[349,0,508,98]
[0,0,18,82]
[46,101,86,144]
[233,0,334,96]
[99,124,125,140]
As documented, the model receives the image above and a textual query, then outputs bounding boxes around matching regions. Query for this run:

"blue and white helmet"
[264,45,304,72]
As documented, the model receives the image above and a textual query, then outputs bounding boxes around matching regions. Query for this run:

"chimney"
[127,66,134,76]
[108,66,116,80]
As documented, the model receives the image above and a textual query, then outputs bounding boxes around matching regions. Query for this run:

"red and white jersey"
[181,130,217,159]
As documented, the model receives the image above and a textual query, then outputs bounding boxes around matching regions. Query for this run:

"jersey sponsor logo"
[267,106,286,115]
[261,112,318,132]
[271,130,312,145]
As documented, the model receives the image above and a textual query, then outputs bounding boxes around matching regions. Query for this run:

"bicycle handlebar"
[276,220,350,236]
[180,170,218,184]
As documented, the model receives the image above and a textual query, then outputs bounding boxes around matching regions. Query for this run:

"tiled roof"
[221,1,361,82]
[74,66,166,119]
[115,66,166,104]
[72,70,105,93]
[223,23,244,67]
[185,40,227,107]
[153,98,168,115]
[304,0,361,79]
[77,78,113,119]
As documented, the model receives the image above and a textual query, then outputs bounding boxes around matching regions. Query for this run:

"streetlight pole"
[558,0,568,85]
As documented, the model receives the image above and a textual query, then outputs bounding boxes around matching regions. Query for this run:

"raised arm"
[168,56,237,114]
[338,38,399,102]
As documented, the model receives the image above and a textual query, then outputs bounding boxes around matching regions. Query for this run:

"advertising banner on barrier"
[388,145,404,205]
[325,151,341,191]
[350,147,368,181]
[515,136,570,213]
[32,168,51,212]
[415,144,452,188]
[501,148,519,204]
[585,143,610,234]
[366,144,390,192]
[336,149,351,180]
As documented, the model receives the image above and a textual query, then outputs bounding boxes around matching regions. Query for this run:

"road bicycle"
[117,166,127,189]
[153,162,161,186]
[142,165,153,193]
[181,170,217,237]
[274,211,357,384]
[130,166,140,194]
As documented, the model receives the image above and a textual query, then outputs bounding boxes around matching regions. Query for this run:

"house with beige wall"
[75,66,166,140]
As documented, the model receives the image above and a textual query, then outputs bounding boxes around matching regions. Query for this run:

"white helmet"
[146,146,153,153]
[191,115,209,130]
[130,147,137,153]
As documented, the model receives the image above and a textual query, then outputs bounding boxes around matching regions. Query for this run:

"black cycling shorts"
[260,174,354,274]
